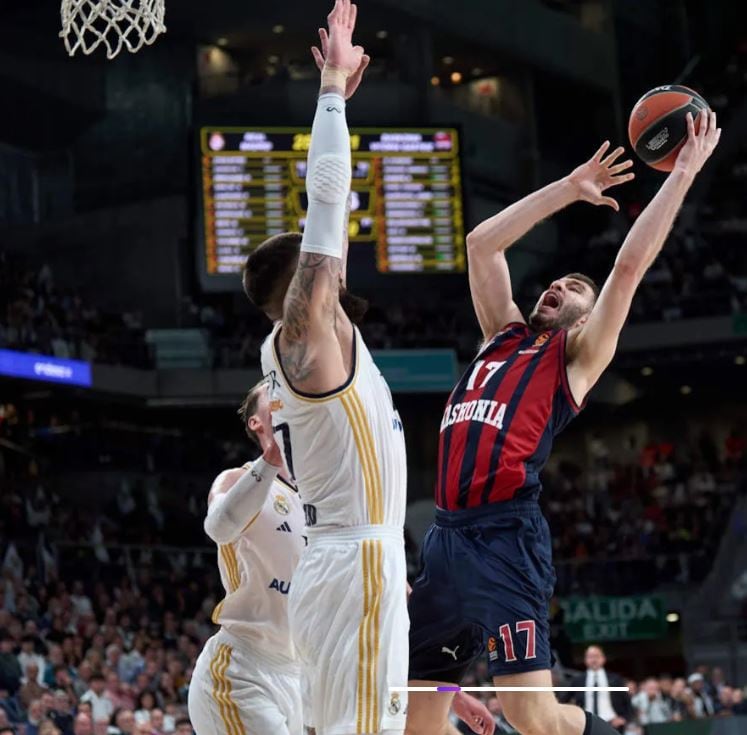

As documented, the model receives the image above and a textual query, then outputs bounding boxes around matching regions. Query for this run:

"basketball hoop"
[60,0,166,59]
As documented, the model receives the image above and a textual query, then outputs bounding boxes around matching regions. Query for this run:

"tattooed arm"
[280,251,348,389]
[278,0,365,393]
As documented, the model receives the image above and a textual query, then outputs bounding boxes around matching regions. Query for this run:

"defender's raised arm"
[279,0,367,393]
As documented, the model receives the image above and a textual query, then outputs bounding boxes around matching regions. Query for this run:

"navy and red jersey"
[437,322,584,510]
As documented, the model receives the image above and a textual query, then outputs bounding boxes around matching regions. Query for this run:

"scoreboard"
[197,126,465,289]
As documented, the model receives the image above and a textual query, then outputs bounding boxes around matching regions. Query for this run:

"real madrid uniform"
[261,324,409,735]
[188,470,306,735]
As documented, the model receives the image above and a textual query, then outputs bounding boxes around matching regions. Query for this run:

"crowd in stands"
[1,557,746,735]
[0,254,149,369]
[544,429,745,595]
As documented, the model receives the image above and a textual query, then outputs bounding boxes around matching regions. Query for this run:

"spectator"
[133,694,155,726]
[79,675,113,725]
[52,669,76,706]
[0,633,21,694]
[109,709,134,735]
[17,638,46,684]
[715,686,735,717]
[733,688,747,716]
[632,678,672,725]
[0,689,23,726]
[72,662,92,700]
[38,719,61,735]
[148,710,164,735]
[25,699,46,735]
[566,645,633,733]
[73,713,93,735]
[172,720,192,735]
[687,673,716,718]
[19,664,48,708]
[50,690,74,735]
[40,692,55,718]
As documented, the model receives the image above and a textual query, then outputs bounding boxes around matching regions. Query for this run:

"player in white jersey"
[241,2,409,733]
[188,379,307,735]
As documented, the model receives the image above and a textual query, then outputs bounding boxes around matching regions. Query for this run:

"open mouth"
[542,291,561,309]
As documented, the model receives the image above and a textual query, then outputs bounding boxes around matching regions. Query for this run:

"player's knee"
[502,701,561,735]
[307,153,351,205]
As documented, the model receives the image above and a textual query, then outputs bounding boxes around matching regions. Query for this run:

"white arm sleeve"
[203,458,279,544]
[301,92,352,259]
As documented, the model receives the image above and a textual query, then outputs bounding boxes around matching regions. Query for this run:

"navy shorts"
[408,500,556,682]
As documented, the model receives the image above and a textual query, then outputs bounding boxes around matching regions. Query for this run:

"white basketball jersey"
[260,323,407,530]
[210,469,305,664]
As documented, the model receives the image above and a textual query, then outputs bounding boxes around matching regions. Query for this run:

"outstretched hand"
[311,26,370,100]
[567,141,635,211]
[318,0,366,79]
[675,109,721,178]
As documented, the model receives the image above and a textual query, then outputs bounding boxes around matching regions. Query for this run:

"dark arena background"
[1,1,747,734]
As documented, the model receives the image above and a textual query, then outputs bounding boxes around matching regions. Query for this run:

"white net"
[60,0,166,59]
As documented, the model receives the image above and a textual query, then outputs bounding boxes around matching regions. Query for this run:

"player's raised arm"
[567,110,721,403]
[279,0,367,393]
[310,25,369,289]
[466,141,634,342]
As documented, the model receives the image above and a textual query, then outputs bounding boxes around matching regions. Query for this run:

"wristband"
[321,65,349,93]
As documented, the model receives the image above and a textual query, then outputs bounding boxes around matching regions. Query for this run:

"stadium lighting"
[736,355,746,365]
[272,24,285,34]
[442,56,455,65]
[376,30,388,39]
[431,76,440,86]
[666,612,680,623]
[680,385,692,395]
[451,71,463,83]
[641,366,654,376]
[216,37,228,47]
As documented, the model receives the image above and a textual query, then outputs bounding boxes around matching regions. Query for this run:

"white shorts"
[290,525,409,735]
[188,628,304,735]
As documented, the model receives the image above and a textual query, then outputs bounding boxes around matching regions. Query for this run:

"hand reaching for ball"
[674,109,721,178]
[567,141,636,211]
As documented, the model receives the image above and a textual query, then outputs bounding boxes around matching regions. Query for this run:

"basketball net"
[60,0,166,59]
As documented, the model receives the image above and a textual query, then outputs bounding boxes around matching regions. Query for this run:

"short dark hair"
[242,233,301,312]
[0,727,16,735]
[564,272,600,301]
[174,718,192,730]
[237,379,268,447]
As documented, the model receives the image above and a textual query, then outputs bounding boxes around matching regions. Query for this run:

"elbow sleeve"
[204,459,279,544]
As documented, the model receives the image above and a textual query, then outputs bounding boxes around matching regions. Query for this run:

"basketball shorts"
[290,525,409,735]
[408,500,555,682]
[188,628,304,735]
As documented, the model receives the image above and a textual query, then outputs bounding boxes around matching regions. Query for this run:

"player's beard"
[528,301,588,331]
[340,287,368,325]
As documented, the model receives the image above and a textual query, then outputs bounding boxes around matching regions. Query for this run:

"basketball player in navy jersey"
[405,110,720,735]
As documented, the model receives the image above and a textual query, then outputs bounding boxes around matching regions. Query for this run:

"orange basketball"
[628,85,709,172]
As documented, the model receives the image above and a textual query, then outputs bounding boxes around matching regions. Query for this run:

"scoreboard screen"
[197,126,465,289]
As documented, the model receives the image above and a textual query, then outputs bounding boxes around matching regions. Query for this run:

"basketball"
[628,85,709,171]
